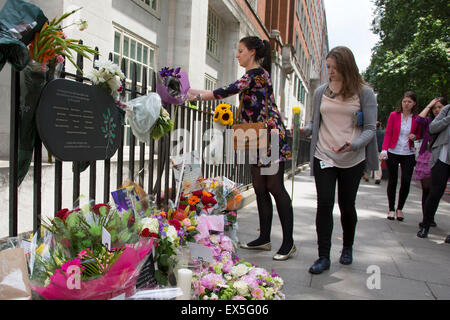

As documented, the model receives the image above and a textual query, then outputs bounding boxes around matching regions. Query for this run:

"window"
[132,0,159,17]
[207,8,221,60]
[113,27,158,146]
[113,27,157,97]
[204,74,217,91]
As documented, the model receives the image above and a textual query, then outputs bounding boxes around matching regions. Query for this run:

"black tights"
[386,152,416,211]
[248,161,294,254]
[420,178,431,217]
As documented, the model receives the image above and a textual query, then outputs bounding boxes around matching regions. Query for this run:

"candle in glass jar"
[176,268,192,300]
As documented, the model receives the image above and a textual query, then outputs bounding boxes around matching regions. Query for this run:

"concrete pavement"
[235,166,450,300]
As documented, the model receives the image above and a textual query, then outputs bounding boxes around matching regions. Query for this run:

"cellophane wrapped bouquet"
[28,202,154,300]
[192,233,285,300]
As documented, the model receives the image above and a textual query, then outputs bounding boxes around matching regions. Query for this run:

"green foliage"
[364,0,449,124]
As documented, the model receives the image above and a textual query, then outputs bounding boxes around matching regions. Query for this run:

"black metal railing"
[7,42,310,238]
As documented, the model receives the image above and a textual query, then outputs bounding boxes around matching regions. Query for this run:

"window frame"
[206,8,221,61]
[131,0,160,19]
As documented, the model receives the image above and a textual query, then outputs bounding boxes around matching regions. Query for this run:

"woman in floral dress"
[188,36,295,261]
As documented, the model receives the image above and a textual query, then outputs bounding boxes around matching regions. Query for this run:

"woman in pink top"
[380,91,422,221]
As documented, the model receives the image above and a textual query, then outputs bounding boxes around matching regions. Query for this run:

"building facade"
[0,0,328,159]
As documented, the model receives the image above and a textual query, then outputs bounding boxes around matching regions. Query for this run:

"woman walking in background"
[414,97,447,227]
[417,103,450,238]
[300,46,378,274]
[187,36,295,261]
[380,91,422,222]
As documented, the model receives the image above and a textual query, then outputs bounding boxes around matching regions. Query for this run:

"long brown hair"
[326,46,366,99]
[395,91,419,116]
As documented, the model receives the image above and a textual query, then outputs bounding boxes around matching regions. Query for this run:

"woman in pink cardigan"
[379,91,422,221]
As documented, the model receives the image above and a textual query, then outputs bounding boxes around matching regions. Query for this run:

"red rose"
[168,219,181,231]
[150,233,159,239]
[180,195,187,201]
[201,196,217,205]
[92,203,111,215]
[56,208,79,222]
[56,208,70,220]
[178,203,187,210]
[192,190,203,197]
[141,228,150,237]
[190,205,196,212]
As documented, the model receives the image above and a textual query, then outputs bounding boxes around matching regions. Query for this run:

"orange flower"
[188,196,200,205]
[202,191,212,197]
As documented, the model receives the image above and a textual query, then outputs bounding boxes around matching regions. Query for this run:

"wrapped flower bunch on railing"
[86,60,125,102]
[18,6,98,185]
[156,66,190,106]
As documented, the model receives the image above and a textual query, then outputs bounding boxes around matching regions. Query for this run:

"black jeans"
[313,157,365,258]
[385,152,416,211]
[422,160,450,228]
[250,161,294,254]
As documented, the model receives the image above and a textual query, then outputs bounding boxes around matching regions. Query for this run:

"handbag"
[232,89,269,150]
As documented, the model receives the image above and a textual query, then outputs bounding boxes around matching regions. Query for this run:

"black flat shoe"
[396,210,404,222]
[309,257,331,275]
[339,246,353,265]
[445,235,450,244]
[417,227,429,238]
[387,211,395,220]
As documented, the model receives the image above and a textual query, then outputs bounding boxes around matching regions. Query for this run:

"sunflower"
[214,104,234,126]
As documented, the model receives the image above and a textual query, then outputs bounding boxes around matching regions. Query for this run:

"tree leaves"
[364,0,449,124]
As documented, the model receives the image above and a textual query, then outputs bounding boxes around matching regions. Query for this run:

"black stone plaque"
[35,79,122,161]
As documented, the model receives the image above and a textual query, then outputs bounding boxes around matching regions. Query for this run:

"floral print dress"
[213,68,292,165]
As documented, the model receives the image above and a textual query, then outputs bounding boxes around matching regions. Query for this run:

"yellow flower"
[292,106,301,114]
[36,244,45,255]
[214,104,234,126]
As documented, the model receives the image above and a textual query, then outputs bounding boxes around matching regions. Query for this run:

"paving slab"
[236,166,450,300]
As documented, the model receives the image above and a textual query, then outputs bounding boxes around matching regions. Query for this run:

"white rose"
[166,225,178,243]
[141,217,159,234]
[231,263,251,278]
[233,280,249,296]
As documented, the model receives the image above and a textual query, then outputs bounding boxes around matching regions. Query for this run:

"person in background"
[417,103,450,238]
[414,97,447,228]
[379,91,422,222]
[363,121,385,183]
[187,36,295,261]
[300,46,378,274]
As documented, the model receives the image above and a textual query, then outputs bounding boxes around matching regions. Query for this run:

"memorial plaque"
[35,79,122,161]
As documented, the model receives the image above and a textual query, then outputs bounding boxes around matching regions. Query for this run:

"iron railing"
[7,43,310,237]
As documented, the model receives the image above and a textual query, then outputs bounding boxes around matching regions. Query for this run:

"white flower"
[75,19,88,31]
[140,217,159,234]
[264,287,274,299]
[231,263,251,278]
[86,69,104,85]
[273,276,284,288]
[210,293,219,300]
[233,280,249,296]
[166,225,178,243]
[107,75,122,92]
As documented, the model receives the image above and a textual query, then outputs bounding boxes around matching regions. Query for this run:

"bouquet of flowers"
[86,60,125,101]
[156,66,190,106]
[179,190,218,215]
[135,204,199,286]
[192,234,285,300]
[28,200,154,300]
[28,7,97,73]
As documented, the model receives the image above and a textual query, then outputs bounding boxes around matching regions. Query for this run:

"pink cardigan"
[382,111,422,151]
